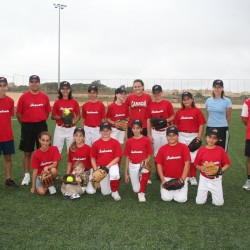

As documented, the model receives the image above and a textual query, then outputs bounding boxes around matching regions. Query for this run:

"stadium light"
[53,3,67,89]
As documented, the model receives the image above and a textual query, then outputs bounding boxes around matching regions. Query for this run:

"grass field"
[0,109,249,249]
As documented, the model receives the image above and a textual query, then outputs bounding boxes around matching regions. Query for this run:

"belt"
[152,127,166,132]
[130,161,140,164]
[205,175,219,179]
[57,124,75,128]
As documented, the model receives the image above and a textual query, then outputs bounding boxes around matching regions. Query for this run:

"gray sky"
[1,0,250,90]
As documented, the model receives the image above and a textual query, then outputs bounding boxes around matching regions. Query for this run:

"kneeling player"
[155,126,190,203]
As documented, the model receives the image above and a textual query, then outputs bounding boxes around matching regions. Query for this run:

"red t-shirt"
[0,96,14,142]
[16,91,51,122]
[106,102,130,127]
[124,136,153,163]
[193,145,231,178]
[52,99,80,126]
[90,138,123,166]
[155,142,191,178]
[174,107,206,133]
[82,101,106,127]
[125,93,152,128]
[31,146,61,175]
[68,144,92,172]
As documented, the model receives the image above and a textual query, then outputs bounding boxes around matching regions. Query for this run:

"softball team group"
[0,75,249,206]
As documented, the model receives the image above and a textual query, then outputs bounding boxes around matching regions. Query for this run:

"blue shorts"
[0,141,15,155]
[36,176,43,189]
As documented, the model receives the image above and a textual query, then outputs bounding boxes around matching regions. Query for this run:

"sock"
[25,173,30,178]
[110,179,120,192]
[139,172,150,193]
[189,163,196,178]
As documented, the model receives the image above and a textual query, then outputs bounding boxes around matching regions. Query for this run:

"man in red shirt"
[16,75,51,186]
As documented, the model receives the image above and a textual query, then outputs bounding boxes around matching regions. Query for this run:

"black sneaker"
[5,178,19,188]
[154,172,160,180]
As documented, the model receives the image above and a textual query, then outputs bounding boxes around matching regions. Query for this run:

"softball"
[66,176,74,182]
[63,109,71,116]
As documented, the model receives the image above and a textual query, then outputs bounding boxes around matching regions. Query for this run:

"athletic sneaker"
[64,192,71,197]
[190,177,198,186]
[21,175,30,186]
[48,186,57,194]
[5,178,19,188]
[242,179,250,190]
[138,192,146,202]
[147,179,152,185]
[70,193,80,199]
[111,191,121,201]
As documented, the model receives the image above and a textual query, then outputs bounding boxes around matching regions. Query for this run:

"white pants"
[84,125,101,146]
[178,132,198,163]
[196,174,224,206]
[151,129,168,156]
[160,177,188,203]
[53,125,76,154]
[99,164,120,195]
[111,127,125,144]
[86,168,96,194]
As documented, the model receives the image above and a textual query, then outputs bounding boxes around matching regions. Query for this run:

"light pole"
[53,3,67,89]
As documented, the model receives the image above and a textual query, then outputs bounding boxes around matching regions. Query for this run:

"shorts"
[127,127,147,139]
[36,176,43,189]
[19,121,48,152]
[0,140,15,155]
[245,140,250,157]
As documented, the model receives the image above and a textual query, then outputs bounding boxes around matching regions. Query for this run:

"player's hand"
[124,174,130,184]
[30,186,36,193]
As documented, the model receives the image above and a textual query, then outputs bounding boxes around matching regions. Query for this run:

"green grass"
[0,109,249,249]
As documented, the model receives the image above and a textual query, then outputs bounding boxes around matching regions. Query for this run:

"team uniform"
[16,91,51,152]
[205,97,232,151]
[90,137,123,195]
[125,93,152,138]
[155,142,191,202]
[147,100,174,155]
[194,145,231,206]
[82,101,106,146]
[68,144,95,194]
[52,99,80,153]
[124,136,153,194]
[31,146,61,190]
[106,102,129,144]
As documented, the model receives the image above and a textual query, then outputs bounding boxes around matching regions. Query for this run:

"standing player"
[0,77,18,187]
[125,79,152,138]
[67,127,95,194]
[124,119,153,202]
[51,81,80,153]
[16,75,51,186]
[90,122,123,201]
[241,97,250,190]
[194,128,231,206]
[106,87,129,145]
[155,126,191,203]
[82,85,106,146]
[174,92,206,185]
[147,84,174,179]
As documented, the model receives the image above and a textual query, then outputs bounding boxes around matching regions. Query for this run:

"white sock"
[25,173,30,178]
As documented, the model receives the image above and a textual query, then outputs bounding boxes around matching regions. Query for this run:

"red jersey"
[68,144,92,172]
[124,136,153,163]
[125,93,152,128]
[82,101,106,127]
[52,99,80,126]
[146,100,174,121]
[31,146,61,175]
[241,98,250,139]
[16,91,51,122]
[0,96,14,142]
[174,107,206,133]
[193,145,231,178]
[155,142,191,178]
[106,102,130,127]
[90,138,123,166]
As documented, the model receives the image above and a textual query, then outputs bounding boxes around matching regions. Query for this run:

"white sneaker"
[138,192,146,202]
[48,186,57,194]
[147,179,152,185]
[64,192,71,197]
[70,193,80,199]
[242,179,250,190]
[190,177,197,186]
[111,191,121,201]
[21,175,30,186]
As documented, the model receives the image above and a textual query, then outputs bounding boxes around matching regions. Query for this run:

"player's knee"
[174,197,187,203]
[161,195,173,202]
[109,175,120,180]
[86,187,96,194]
[196,197,207,205]
[101,189,111,195]
[37,188,46,196]
[212,199,224,206]
[132,187,140,193]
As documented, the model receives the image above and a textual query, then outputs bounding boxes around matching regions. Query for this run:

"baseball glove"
[162,178,184,190]
[60,113,73,127]
[202,162,223,176]
[150,117,167,130]
[40,170,55,188]
[92,167,109,189]
[188,137,202,152]
[61,174,78,185]
[115,119,128,131]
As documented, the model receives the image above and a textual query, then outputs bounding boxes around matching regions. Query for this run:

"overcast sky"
[1,0,250,90]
